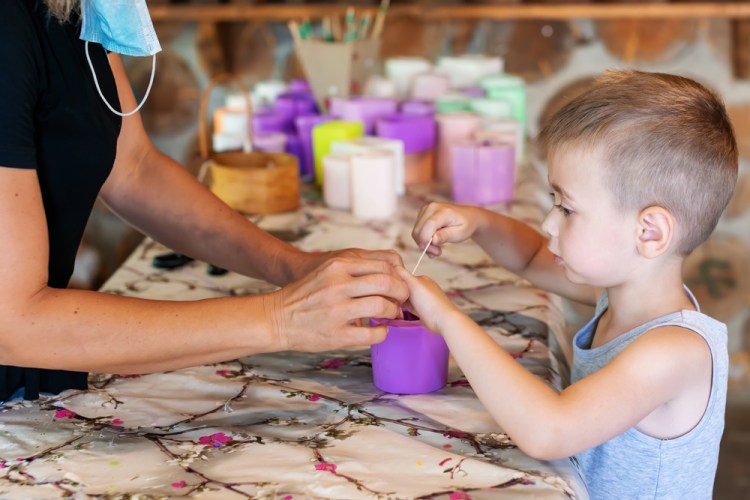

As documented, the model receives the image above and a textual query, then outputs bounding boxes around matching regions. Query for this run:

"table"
[0,167,586,499]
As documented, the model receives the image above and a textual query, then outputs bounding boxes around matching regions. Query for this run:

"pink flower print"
[319,359,346,369]
[171,481,187,488]
[54,409,77,419]
[0,463,6,469]
[199,432,232,447]
[314,463,337,473]
[449,492,471,500]
[509,352,525,359]
[111,418,123,425]
[283,496,293,500]
[307,394,321,402]
[215,369,235,377]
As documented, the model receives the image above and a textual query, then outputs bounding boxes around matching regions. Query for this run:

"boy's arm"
[413,202,597,306]
[398,269,711,461]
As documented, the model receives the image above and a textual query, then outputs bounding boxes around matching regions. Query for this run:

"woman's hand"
[269,257,409,352]
[412,202,483,258]
[393,267,462,335]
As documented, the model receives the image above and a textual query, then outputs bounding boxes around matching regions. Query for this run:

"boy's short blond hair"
[539,70,738,255]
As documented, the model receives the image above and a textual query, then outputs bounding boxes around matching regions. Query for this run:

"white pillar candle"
[436,55,504,89]
[322,153,352,210]
[214,107,249,135]
[330,137,405,195]
[364,75,398,99]
[251,80,288,109]
[476,118,524,165]
[384,57,433,99]
[212,131,245,153]
[350,150,397,219]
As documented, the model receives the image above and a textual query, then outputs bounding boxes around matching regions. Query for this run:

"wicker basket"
[198,73,300,214]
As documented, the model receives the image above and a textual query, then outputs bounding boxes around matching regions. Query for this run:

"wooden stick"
[287,20,302,44]
[371,0,390,39]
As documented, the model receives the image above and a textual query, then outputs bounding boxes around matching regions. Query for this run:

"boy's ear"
[636,206,675,258]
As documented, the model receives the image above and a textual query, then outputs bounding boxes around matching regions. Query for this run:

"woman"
[0,0,407,401]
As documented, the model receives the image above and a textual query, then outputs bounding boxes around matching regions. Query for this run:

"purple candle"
[252,132,287,153]
[329,97,399,135]
[400,100,435,116]
[451,140,515,205]
[376,113,436,185]
[296,114,334,182]
[274,91,318,123]
[284,134,308,179]
[462,86,486,98]
[252,109,288,135]
[288,79,311,93]
[376,113,435,154]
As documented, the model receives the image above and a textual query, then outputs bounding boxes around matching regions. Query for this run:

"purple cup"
[284,134,309,179]
[288,79,311,93]
[370,311,449,394]
[274,91,318,124]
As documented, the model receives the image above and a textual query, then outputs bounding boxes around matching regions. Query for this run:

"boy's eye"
[549,192,573,216]
[554,204,573,217]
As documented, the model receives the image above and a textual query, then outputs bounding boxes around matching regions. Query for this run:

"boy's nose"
[541,210,557,237]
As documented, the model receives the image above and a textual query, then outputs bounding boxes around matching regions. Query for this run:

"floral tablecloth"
[0,169,587,499]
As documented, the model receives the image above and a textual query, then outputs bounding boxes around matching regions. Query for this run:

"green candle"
[312,121,364,185]
[435,93,470,114]
[468,98,513,119]
[479,74,526,134]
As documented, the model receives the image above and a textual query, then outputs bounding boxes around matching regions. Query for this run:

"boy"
[399,70,737,498]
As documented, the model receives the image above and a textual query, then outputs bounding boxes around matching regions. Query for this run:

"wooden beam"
[732,20,750,79]
[149,3,750,22]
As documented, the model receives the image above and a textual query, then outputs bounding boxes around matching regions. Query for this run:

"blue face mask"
[79,0,162,116]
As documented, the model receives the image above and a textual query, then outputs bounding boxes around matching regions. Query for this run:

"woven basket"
[198,73,299,214]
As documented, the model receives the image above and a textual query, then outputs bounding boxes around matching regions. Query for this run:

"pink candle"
[409,72,451,101]
[435,112,481,183]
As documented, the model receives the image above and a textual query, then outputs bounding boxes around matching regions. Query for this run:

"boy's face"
[542,147,639,287]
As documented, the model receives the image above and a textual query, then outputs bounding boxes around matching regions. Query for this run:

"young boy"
[399,70,737,499]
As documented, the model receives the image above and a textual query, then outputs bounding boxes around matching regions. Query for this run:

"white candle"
[322,153,352,210]
[214,107,249,135]
[364,75,398,99]
[212,131,245,153]
[330,137,405,195]
[251,80,288,109]
[350,150,397,219]
[476,118,524,165]
[436,55,504,88]
[384,57,433,99]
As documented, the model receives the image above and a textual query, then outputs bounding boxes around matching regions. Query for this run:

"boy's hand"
[394,266,462,335]
[412,202,481,258]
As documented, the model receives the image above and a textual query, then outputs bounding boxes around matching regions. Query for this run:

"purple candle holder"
[274,91,318,123]
[296,114,334,183]
[288,79,311,93]
[329,97,399,134]
[252,132,287,153]
[370,310,449,394]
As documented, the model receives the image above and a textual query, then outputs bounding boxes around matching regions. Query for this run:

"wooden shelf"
[149,2,750,22]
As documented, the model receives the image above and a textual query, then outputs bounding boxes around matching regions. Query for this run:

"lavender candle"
[330,97,399,135]
[450,140,515,205]
[376,113,436,185]
[296,114,334,184]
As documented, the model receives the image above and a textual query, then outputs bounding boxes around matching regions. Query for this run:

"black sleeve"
[0,1,41,169]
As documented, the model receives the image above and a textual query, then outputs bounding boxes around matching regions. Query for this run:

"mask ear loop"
[84,41,156,117]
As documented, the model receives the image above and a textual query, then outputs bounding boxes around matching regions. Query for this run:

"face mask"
[79,0,162,117]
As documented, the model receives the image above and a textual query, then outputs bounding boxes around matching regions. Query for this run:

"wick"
[411,235,434,275]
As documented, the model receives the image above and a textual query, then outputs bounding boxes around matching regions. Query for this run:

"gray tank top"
[571,288,727,499]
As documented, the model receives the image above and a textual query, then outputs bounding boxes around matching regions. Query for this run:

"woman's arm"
[99,53,401,286]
